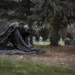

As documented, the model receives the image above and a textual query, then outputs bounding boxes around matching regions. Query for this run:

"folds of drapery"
[0,23,45,54]
[0,25,17,46]
[0,24,31,52]
[13,29,31,52]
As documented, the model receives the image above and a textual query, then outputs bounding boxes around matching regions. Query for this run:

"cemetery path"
[0,46,75,69]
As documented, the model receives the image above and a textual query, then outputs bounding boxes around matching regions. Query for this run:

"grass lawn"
[0,59,75,75]
[33,41,65,46]
[33,41,50,46]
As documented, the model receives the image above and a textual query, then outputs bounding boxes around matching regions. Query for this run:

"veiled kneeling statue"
[0,22,44,54]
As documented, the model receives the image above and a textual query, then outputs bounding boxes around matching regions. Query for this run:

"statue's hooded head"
[19,22,30,33]
[23,24,29,32]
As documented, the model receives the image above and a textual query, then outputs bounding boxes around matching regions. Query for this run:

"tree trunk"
[50,27,60,46]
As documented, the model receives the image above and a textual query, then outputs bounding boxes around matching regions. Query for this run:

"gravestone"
[69,40,75,46]
[58,38,65,46]
[39,36,43,45]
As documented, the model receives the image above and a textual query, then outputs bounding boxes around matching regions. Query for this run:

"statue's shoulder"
[9,22,19,27]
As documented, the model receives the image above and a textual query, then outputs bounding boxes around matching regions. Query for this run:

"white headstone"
[46,39,50,42]
[60,38,63,42]
[39,36,43,45]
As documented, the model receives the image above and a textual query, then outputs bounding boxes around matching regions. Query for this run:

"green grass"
[33,41,65,46]
[0,59,75,75]
[33,41,50,46]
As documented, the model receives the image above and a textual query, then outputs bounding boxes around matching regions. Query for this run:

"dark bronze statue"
[0,22,44,54]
